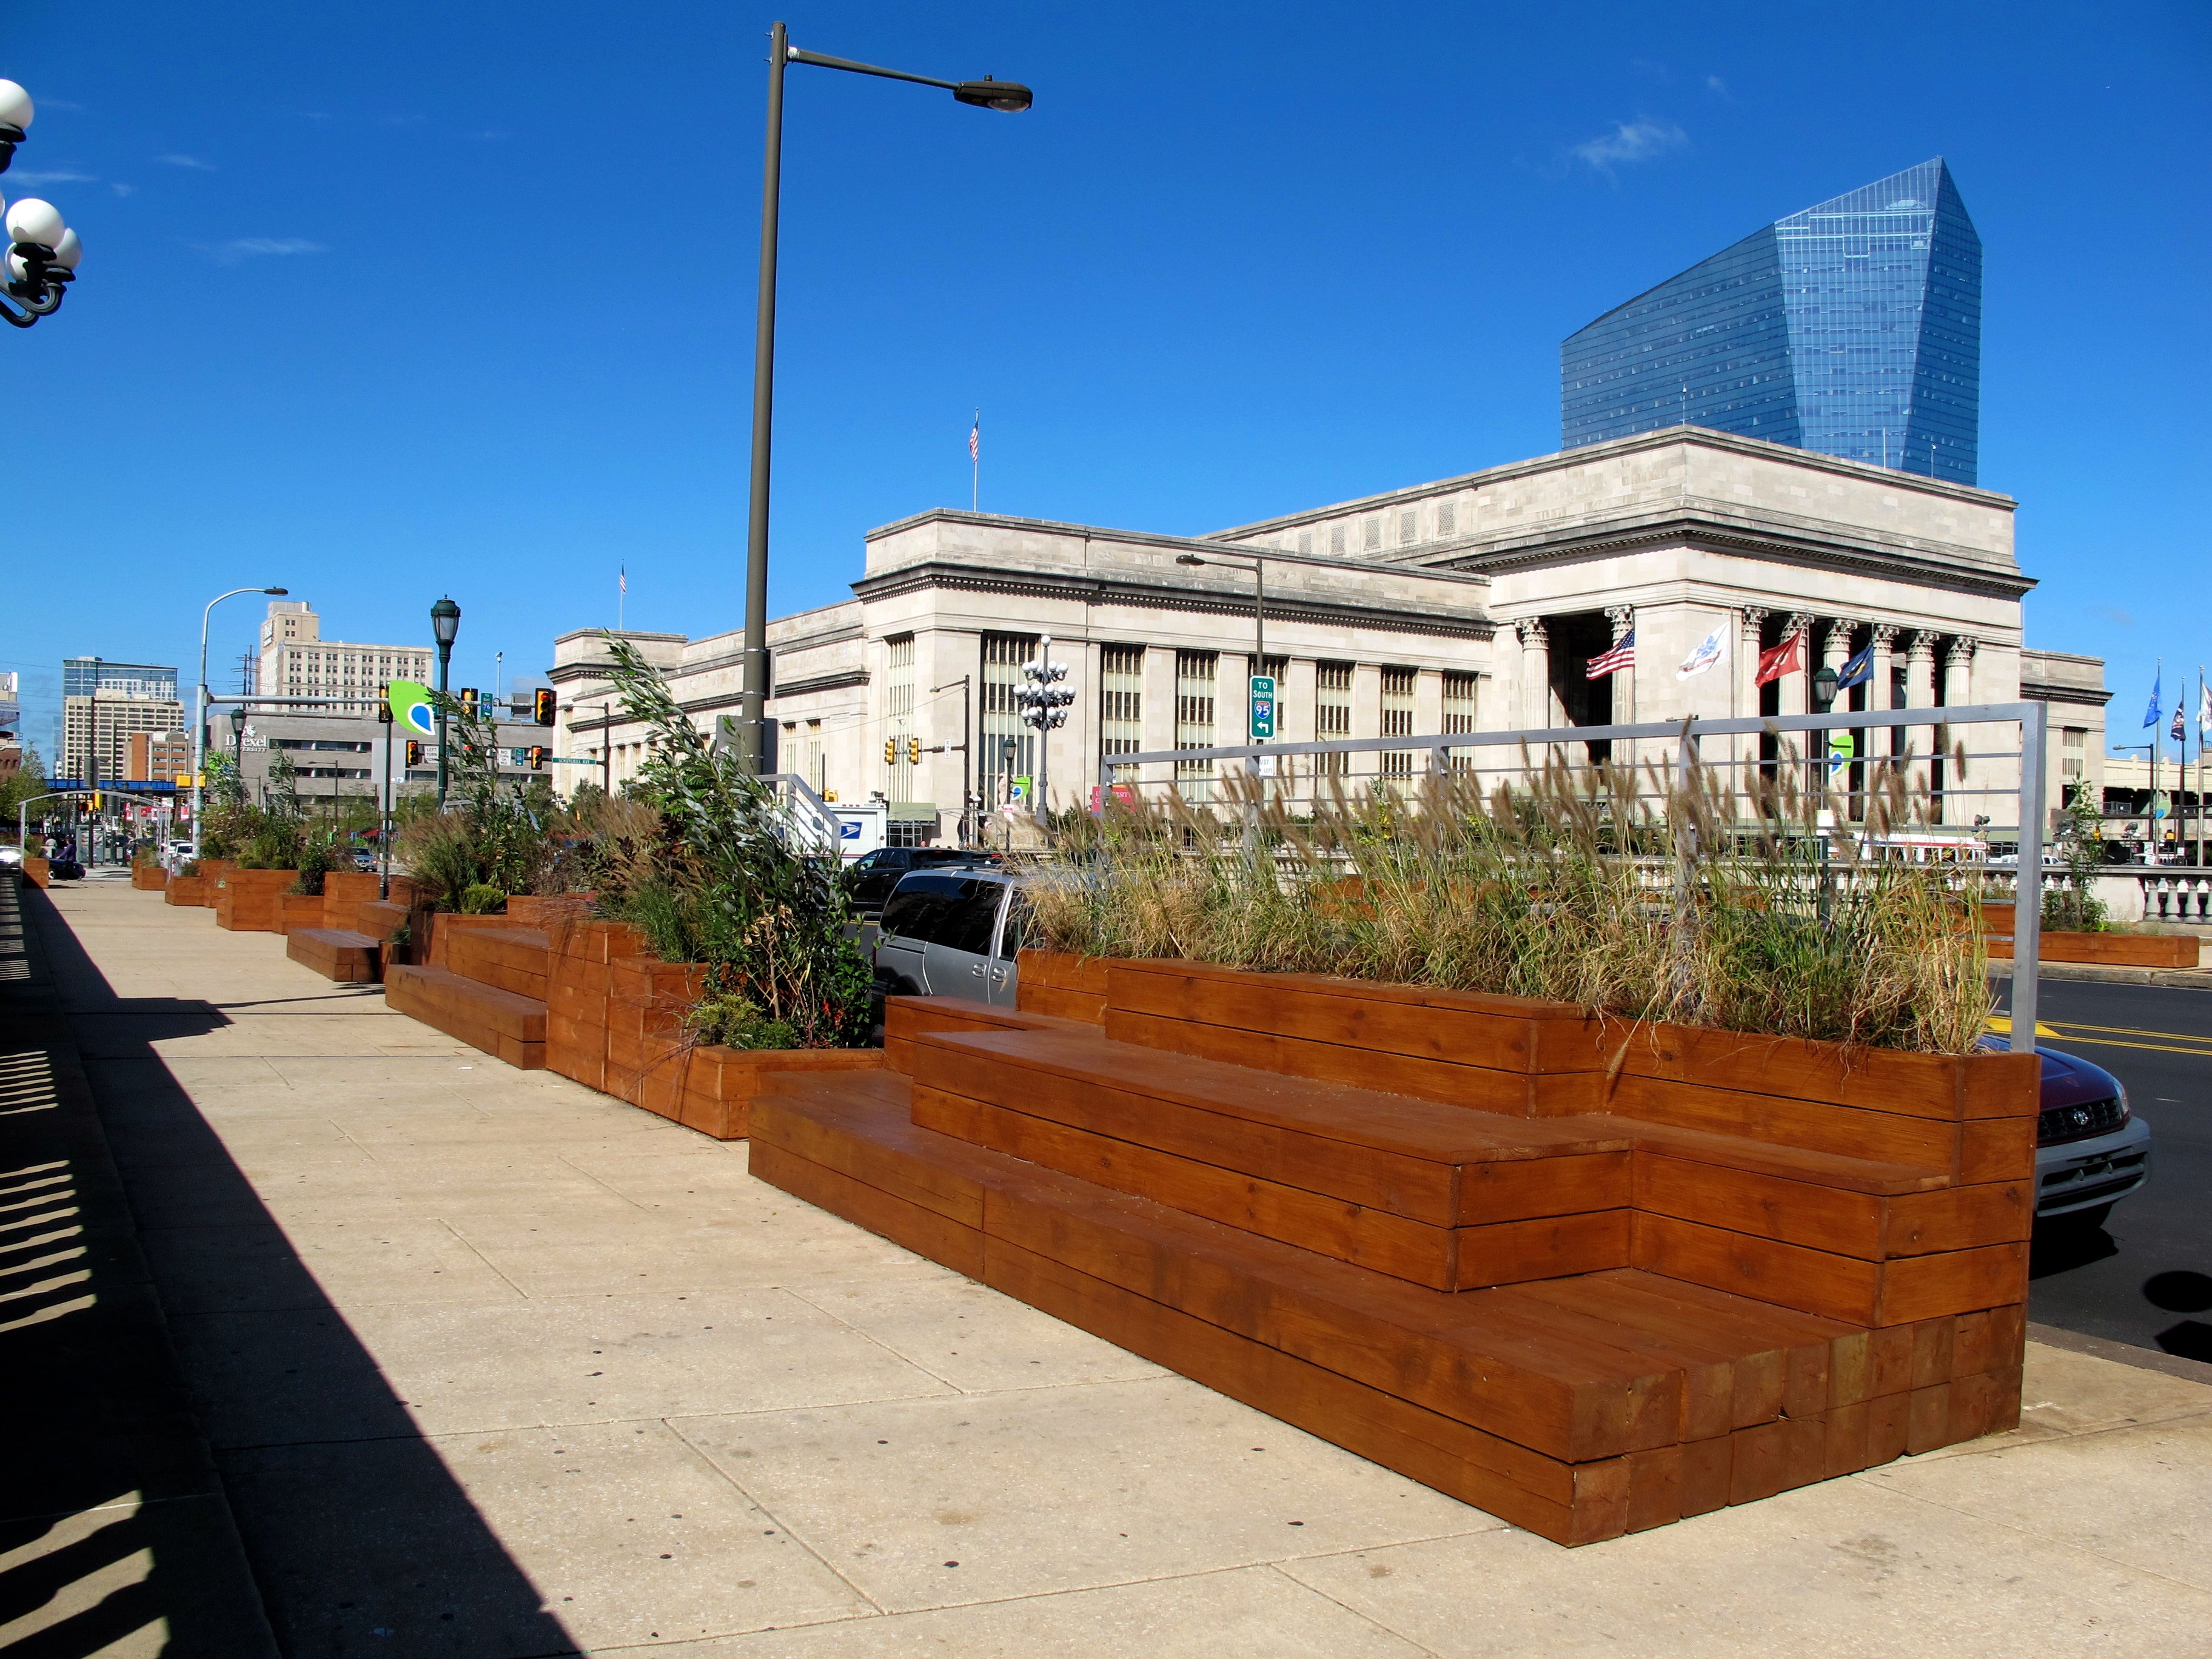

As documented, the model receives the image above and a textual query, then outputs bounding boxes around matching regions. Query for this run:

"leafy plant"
[590,637,872,1048]
[2043,788,2111,933]
[1028,743,1992,1056]
[391,691,566,907]
[684,991,799,1051]
[458,882,507,915]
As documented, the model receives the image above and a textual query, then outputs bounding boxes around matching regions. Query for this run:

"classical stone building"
[549,427,2093,842]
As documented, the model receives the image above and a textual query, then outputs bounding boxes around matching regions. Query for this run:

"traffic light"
[406,741,423,768]
[885,739,896,766]
[533,688,555,726]
[526,746,547,771]
[459,687,479,716]
[377,694,393,726]
[907,736,922,765]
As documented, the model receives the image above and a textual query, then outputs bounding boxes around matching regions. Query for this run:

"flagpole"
[2151,659,2161,862]
[2199,666,2207,868]
[972,408,980,513]
[618,566,626,633]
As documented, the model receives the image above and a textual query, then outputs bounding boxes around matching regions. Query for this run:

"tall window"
[1175,651,1217,800]
[1329,524,1346,555]
[886,635,917,800]
[1437,500,1456,537]
[1380,668,1416,779]
[981,632,1037,805]
[1399,508,1418,545]
[1363,517,1381,551]
[1315,662,1353,777]
[1443,671,1477,772]
[1101,646,1144,778]
[2061,726,2085,782]
[1298,530,1313,555]
[806,719,825,794]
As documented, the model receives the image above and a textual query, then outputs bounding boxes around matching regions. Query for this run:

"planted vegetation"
[1028,746,1993,1055]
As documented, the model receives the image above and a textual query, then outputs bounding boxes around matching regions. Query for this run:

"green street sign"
[1249,674,1276,740]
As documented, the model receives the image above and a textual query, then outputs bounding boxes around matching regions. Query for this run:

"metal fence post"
[2012,700,2048,1055]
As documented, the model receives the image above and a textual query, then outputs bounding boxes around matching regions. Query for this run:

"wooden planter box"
[131,865,168,891]
[22,856,49,888]
[1017,950,1110,1022]
[276,892,325,934]
[196,859,235,907]
[632,1032,882,1138]
[164,874,206,905]
[322,870,384,927]
[734,948,2045,1544]
[1988,930,2199,968]
[216,868,298,932]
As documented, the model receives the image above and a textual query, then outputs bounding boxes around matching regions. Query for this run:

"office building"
[127,729,195,785]
[1562,159,1982,484]
[62,688,186,786]
[258,600,435,715]
[62,657,178,702]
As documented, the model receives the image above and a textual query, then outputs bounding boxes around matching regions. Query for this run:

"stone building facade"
[549,427,2091,841]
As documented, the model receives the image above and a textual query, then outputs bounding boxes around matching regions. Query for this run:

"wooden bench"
[287,927,381,984]
[384,963,546,1068]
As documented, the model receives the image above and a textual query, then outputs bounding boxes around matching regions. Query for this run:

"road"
[1994,975,2212,1361]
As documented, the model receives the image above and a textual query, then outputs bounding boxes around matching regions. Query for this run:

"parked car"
[842,845,999,917]
[0,845,21,869]
[1982,1034,2153,1228]
[871,866,1027,1007]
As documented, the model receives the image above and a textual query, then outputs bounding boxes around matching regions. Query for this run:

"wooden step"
[884,995,1104,1075]
[908,1024,1634,1290]
[385,964,546,1069]
[748,1069,2021,1544]
[286,927,380,985]
[443,924,552,999]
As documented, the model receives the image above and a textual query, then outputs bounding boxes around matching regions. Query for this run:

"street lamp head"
[953,76,1033,112]
[431,595,461,647]
[0,78,33,138]
[228,706,246,739]
[1812,664,1840,711]
[263,586,287,595]
[4,196,64,250]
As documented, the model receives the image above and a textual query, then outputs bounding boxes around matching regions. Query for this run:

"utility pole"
[931,674,971,845]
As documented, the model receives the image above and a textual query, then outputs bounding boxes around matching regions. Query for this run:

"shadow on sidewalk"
[3,877,580,1658]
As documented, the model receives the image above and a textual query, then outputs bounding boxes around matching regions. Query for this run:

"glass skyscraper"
[1561,159,1980,486]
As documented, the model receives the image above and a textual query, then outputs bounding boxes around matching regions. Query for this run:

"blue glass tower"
[1561,159,1980,486]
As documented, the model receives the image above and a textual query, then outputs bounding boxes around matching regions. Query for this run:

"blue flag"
[2144,666,2162,730]
[1836,645,1874,691]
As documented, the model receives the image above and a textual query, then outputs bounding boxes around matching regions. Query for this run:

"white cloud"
[156,152,216,170]
[110,181,136,198]
[198,236,327,265]
[5,167,98,185]
[1570,118,1688,174]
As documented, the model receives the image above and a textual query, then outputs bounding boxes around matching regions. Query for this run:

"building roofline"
[860,508,1492,589]
[1205,427,2013,545]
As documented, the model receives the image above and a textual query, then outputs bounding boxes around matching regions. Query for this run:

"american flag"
[969,414,980,463]
[1586,628,1635,679]
[619,565,626,595]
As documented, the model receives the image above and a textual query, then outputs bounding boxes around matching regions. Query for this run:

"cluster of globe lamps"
[0,78,84,329]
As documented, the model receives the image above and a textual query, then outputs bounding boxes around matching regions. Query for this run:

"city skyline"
[2,2,2205,756]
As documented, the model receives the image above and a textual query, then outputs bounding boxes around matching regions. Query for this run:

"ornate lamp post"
[734,25,1031,773]
[431,597,461,808]
[1014,637,1072,819]
[0,79,85,329]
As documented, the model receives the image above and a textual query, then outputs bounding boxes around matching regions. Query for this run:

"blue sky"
[5,1,2208,757]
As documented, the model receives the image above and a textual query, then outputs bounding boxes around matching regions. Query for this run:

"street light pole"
[192,585,287,859]
[431,597,461,809]
[737,25,1033,776]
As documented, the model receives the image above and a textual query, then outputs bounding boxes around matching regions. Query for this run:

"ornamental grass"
[1027,742,1993,1056]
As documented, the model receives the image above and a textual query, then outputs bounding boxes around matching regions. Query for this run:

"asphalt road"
[1992,976,2212,1361]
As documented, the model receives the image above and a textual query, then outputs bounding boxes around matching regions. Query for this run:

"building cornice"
[1207,426,2016,542]
[1425,507,2036,602]
[849,557,1495,642]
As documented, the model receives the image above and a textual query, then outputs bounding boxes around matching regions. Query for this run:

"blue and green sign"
[387,680,435,737]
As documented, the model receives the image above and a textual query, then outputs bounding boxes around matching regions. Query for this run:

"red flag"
[1754,630,1805,687]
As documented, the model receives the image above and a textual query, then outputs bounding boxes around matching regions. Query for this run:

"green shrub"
[458,882,507,915]
[685,992,799,1051]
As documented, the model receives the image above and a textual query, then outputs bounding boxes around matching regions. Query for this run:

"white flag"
[1676,625,1727,681]
[2200,672,2210,741]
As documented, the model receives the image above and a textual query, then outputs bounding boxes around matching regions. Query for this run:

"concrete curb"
[2027,1322,2212,1387]
[1989,961,2212,990]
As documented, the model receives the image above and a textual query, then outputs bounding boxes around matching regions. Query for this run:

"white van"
[871,868,1027,1008]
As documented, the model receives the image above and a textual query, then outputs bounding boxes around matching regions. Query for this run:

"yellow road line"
[2043,1018,2212,1044]
[2039,1034,2212,1058]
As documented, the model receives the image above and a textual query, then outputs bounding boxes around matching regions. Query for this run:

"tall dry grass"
[1027,742,1992,1054]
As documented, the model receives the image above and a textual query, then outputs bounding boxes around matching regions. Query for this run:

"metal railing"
[1100,702,2051,1051]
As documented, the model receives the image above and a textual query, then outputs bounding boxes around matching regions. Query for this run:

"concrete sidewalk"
[13,876,2212,1656]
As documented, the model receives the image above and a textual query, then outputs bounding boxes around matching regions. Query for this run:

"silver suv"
[871,867,1027,1007]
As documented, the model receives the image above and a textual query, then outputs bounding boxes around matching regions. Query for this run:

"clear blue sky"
[6,1,2208,757]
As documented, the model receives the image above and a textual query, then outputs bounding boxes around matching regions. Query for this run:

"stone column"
[1517,619,1549,731]
[1868,623,1901,803]
[1940,636,1977,826]
[1604,605,1635,773]
[1905,631,1940,819]
[1734,608,1769,817]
